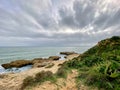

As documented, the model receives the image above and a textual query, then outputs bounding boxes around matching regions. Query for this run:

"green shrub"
[22,71,55,90]
[22,76,35,89]
[78,61,120,90]
[56,66,67,78]
[35,71,53,82]
[56,62,71,78]
[66,58,83,68]
[83,56,104,67]
[111,36,120,41]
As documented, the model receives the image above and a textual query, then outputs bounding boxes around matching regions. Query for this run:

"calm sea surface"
[0,47,91,64]
[0,46,91,73]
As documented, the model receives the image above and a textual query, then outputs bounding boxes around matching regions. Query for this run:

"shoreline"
[0,46,89,65]
[0,52,80,90]
[0,52,78,73]
[0,55,65,74]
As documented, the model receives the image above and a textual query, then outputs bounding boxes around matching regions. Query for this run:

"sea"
[0,46,91,74]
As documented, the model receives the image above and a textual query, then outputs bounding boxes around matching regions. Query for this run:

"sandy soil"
[31,70,78,90]
[28,70,92,90]
[0,54,80,90]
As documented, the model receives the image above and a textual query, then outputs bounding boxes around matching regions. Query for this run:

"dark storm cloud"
[0,0,120,46]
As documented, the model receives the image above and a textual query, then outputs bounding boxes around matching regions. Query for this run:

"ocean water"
[0,46,91,73]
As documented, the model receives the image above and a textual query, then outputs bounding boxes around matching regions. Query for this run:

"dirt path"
[30,69,94,90]
[31,70,78,90]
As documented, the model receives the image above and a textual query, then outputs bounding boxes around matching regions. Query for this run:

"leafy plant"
[65,36,120,90]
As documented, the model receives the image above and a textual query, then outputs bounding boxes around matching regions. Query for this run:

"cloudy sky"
[0,0,120,46]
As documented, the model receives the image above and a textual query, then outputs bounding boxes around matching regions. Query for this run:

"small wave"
[0,65,32,74]
[0,65,6,74]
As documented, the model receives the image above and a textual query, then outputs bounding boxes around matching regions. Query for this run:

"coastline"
[0,36,119,90]
[0,53,80,90]
[0,46,90,65]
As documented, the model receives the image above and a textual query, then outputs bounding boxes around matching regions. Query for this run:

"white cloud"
[0,0,119,46]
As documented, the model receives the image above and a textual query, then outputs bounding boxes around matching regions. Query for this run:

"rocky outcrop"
[48,56,61,60]
[32,59,51,64]
[2,60,32,69]
[2,56,61,69]
[32,62,53,68]
[32,59,43,64]
[32,56,60,64]
[60,52,77,55]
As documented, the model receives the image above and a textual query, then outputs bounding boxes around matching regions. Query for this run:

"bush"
[66,58,83,68]
[83,56,104,67]
[22,76,35,89]
[56,66,67,78]
[22,71,54,90]
[56,62,71,78]
[35,71,53,82]
[111,36,120,41]
[78,61,120,90]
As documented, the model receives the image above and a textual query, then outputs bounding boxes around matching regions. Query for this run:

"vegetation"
[22,76,35,90]
[22,63,70,90]
[56,61,71,78]
[22,36,120,90]
[65,36,120,90]
[21,71,56,90]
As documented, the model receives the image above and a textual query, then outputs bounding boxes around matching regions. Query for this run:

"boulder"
[48,56,61,60]
[32,58,52,64]
[2,60,32,69]
[32,59,44,64]
[60,52,77,55]
[64,56,67,58]
[1,63,11,69]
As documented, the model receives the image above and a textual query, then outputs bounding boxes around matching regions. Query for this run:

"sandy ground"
[27,70,92,90]
[0,54,80,90]
[31,70,78,90]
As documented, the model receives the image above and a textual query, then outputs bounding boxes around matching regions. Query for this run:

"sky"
[0,0,120,47]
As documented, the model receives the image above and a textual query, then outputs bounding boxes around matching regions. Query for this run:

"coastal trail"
[32,70,79,90]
